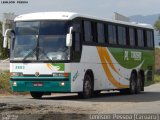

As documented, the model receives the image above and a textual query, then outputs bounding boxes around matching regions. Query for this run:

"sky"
[0,0,160,20]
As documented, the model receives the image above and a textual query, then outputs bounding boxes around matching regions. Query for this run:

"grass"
[0,71,160,95]
[153,74,160,83]
[0,71,28,95]
[0,71,11,94]
[145,74,160,86]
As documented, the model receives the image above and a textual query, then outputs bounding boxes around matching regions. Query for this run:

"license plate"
[33,82,43,87]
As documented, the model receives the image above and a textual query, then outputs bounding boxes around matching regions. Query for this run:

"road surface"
[0,83,160,120]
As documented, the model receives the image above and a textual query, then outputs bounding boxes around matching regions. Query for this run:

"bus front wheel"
[78,74,93,99]
[30,92,43,99]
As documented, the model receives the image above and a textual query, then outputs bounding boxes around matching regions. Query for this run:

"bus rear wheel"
[136,75,143,94]
[130,73,137,94]
[78,74,93,99]
[30,92,43,99]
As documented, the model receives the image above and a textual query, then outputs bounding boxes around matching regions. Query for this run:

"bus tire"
[30,92,43,99]
[141,74,144,91]
[79,74,93,99]
[141,82,144,91]
[136,75,143,94]
[130,73,137,94]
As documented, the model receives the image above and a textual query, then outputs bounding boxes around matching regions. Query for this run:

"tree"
[0,21,9,59]
[154,16,160,34]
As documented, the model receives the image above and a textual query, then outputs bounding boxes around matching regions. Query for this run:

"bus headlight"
[12,81,17,86]
[10,72,23,77]
[60,82,65,86]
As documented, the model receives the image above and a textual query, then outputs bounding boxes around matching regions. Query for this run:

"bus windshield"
[11,21,70,61]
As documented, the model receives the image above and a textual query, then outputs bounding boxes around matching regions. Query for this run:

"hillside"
[130,14,160,25]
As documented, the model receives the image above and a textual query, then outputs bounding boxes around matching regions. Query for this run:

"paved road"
[0,83,160,119]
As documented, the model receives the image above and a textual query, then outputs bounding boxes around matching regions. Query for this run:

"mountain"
[130,14,160,25]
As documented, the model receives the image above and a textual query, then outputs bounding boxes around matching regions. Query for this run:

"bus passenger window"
[117,26,126,45]
[83,21,92,42]
[108,24,117,45]
[137,29,144,47]
[97,23,105,43]
[129,28,136,47]
[147,31,154,48]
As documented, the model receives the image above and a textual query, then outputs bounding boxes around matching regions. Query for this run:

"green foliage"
[145,74,160,86]
[154,17,160,34]
[153,74,160,83]
[0,71,28,95]
[0,71,11,94]
[0,21,9,60]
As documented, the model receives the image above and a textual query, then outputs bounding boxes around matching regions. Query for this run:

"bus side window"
[108,24,117,45]
[147,30,154,48]
[129,28,136,47]
[83,21,92,42]
[74,32,81,51]
[72,23,81,61]
[137,29,144,47]
[97,23,105,43]
[143,30,147,47]
[117,26,126,45]
[150,31,154,47]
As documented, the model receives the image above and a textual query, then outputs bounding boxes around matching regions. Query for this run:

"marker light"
[52,73,69,77]
[58,73,64,77]
[10,72,23,77]
[52,73,57,77]
[63,73,69,77]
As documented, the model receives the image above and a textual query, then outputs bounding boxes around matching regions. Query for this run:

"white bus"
[4,12,154,99]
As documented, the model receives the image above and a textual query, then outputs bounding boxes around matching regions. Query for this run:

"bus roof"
[14,12,153,29]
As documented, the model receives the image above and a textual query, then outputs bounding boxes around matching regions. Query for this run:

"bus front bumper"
[10,76,71,92]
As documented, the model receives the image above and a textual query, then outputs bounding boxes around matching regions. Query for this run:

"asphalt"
[0,83,160,120]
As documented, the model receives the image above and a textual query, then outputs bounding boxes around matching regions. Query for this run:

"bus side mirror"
[66,27,73,47]
[3,29,14,49]
[66,33,72,47]
[3,36,8,48]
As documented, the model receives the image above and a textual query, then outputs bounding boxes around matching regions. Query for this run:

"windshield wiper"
[38,48,52,61]
[22,47,52,61]
[22,47,37,61]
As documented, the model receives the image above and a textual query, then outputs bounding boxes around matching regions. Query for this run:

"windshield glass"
[39,35,69,60]
[11,21,70,61]
[39,21,68,35]
[15,21,39,35]
[11,35,37,60]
